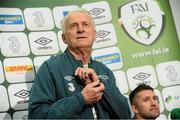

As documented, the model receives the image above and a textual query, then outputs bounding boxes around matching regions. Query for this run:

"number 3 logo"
[68,83,75,92]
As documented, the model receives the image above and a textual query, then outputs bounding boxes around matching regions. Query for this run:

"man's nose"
[77,24,84,33]
[151,99,158,106]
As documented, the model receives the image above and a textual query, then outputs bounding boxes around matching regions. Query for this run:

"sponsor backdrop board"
[0,0,180,119]
[169,0,180,43]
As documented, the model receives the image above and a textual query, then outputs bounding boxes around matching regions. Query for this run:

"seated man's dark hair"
[129,84,153,105]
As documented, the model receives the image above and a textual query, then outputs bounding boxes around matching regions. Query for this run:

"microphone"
[171,108,180,119]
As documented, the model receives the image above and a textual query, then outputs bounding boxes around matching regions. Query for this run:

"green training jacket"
[28,49,131,119]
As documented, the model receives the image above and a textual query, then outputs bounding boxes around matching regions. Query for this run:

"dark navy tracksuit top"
[28,49,131,119]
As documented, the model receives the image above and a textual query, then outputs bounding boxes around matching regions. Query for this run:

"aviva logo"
[5,65,33,72]
[94,53,120,65]
[0,15,23,24]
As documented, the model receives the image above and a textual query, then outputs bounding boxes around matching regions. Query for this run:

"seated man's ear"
[62,34,67,44]
[131,105,139,114]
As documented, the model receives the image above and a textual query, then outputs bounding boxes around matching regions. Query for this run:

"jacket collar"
[64,48,93,68]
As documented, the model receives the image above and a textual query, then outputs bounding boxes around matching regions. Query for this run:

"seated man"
[129,84,160,119]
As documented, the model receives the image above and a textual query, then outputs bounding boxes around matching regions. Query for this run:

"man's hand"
[81,81,105,104]
[75,67,105,104]
[75,67,99,84]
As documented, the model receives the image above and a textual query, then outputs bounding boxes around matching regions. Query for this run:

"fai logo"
[119,0,164,45]
[98,75,109,83]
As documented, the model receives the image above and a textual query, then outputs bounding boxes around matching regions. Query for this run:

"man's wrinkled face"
[62,12,96,50]
[132,90,160,119]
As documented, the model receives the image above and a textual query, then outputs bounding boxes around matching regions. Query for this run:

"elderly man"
[28,8,131,119]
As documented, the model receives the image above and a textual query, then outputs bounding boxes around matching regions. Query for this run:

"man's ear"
[131,105,139,114]
[61,34,67,44]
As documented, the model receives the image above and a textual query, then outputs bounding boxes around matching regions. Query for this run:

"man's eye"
[83,23,89,26]
[143,98,148,102]
[70,24,77,28]
[154,96,159,102]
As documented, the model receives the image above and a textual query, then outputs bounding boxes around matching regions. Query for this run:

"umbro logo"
[14,89,29,99]
[132,72,151,81]
[64,75,74,81]
[89,8,105,16]
[96,30,110,38]
[35,37,52,46]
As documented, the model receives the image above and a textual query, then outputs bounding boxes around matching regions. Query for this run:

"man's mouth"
[150,108,159,112]
[77,36,86,39]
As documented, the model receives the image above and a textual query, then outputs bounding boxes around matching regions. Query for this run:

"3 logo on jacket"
[64,75,75,92]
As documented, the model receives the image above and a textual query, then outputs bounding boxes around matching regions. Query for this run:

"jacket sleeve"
[28,62,87,119]
[100,69,131,119]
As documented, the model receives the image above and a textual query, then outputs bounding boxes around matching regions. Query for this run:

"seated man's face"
[132,90,160,119]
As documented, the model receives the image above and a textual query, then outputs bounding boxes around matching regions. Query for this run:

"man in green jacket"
[28,8,131,119]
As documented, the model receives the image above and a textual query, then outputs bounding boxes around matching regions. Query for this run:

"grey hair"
[61,8,95,33]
